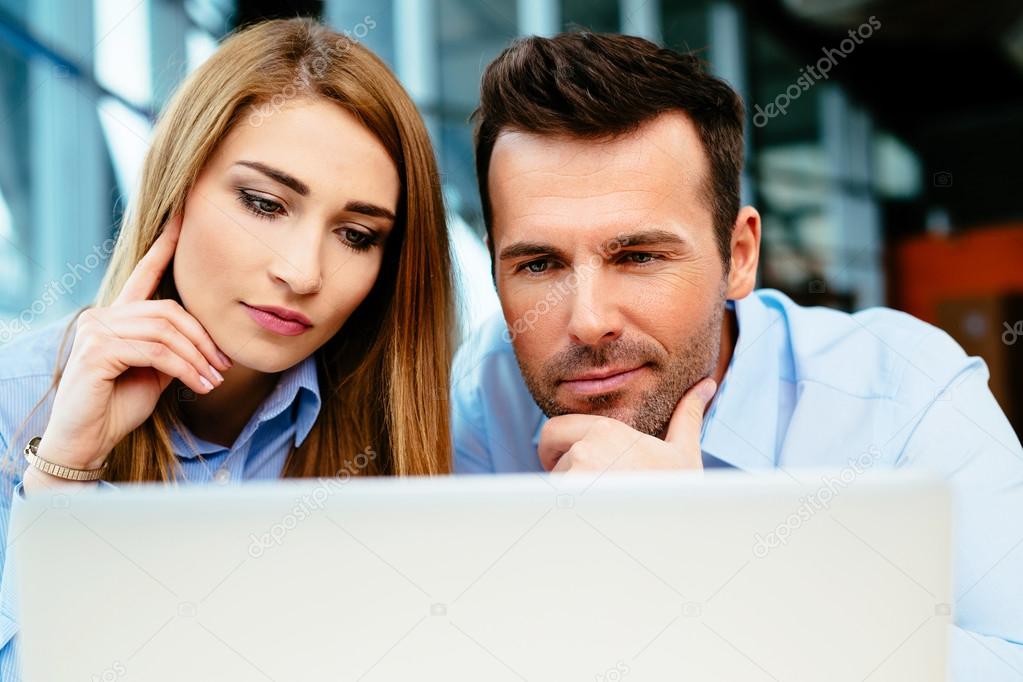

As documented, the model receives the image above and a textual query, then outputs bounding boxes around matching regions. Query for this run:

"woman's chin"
[229,348,309,374]
[206,331,312,374]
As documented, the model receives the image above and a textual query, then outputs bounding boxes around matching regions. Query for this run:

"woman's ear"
[725,206,761,300]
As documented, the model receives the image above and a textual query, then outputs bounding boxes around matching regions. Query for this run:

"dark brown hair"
[472,31,745,268]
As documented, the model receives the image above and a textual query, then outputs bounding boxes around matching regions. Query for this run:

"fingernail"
[209,366,224,383]
[200,376,215,392]
[217,350,232,367]
[697,379,717,402]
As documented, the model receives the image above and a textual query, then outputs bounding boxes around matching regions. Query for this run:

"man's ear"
[725,206,761,300]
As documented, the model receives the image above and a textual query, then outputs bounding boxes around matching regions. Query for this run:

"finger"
[117,299,231,371]
[107,337,216,396]
[665,378,717,446]
[114,213,183,305]
[537,414,606,472]
[103,316,224,388]
[551,450,575,473]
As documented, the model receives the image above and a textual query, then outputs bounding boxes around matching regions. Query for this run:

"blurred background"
[0,0,1020,433]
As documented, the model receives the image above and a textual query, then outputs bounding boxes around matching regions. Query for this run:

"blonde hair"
[14,18,454,480]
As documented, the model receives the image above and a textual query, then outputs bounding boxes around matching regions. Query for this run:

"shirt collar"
[699,293,783,471]
[528,293,783,472]
[171,354,322,458]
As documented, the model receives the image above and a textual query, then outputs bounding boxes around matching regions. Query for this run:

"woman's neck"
[178,364,281,448]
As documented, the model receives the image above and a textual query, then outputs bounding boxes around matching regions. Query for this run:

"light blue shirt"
[0,313,321,680]
[451,288,1023,680]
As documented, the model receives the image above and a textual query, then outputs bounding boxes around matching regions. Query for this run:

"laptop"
[10,470,951,681]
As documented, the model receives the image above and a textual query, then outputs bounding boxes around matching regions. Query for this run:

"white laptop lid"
[10,471,951,681]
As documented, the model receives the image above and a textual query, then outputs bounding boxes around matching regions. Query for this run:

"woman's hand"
[26,214,232,487]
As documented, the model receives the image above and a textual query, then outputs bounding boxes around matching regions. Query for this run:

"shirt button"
[214,468,231,484]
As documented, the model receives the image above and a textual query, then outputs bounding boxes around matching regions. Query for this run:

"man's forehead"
[497,206,681,246]
[489,113,712,249]
[489,112,709,187]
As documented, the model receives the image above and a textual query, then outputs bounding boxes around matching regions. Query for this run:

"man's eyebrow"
[499,241,570,262]
[609,229,691,251]
[235,160,309,196]
[344,201,396,222]
[499,230,689,262]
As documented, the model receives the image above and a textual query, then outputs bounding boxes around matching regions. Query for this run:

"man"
[451,32,1023,679]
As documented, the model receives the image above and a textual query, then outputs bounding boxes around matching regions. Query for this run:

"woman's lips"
[242,303,312,336]
[559,365,647,396]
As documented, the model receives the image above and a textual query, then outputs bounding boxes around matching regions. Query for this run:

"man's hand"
[538,378,718,473]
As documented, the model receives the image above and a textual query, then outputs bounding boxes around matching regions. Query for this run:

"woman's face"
[173,98,400,372]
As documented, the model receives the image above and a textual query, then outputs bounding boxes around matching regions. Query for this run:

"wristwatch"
[23,436,107,482]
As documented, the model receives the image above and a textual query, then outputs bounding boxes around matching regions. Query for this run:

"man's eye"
[622,252,657,264]
[523,259,550,274]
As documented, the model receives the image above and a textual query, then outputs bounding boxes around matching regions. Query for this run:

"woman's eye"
[237,190,284,219]
[338,227,378,252]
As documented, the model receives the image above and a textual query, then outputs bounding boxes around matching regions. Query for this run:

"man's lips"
[559,364,648,396]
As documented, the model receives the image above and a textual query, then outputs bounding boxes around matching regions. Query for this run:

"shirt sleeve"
[894,343,1023,681]
[0,428,22,681]
[450,340,496,474]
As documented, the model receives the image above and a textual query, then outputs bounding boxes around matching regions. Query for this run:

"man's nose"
[564,266,623,346]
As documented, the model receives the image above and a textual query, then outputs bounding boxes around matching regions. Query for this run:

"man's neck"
[711,305,739,398]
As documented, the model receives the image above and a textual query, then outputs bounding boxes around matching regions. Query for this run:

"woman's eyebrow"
[234,161,394,221]
[235,160,309,196]
[345,201,396,222]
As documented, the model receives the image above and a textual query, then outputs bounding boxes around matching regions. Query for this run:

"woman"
[0,17,453,674]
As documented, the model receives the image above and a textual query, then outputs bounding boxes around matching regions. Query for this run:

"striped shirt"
[0,313,321,680]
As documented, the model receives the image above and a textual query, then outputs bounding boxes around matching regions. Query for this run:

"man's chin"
[547,390,640,423]
[542,387,675,437]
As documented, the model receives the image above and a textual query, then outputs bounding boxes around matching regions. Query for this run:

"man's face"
[489,112,729,437]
